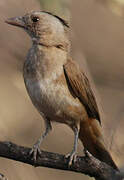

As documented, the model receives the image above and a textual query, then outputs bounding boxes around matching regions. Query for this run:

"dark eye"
[31,16,39,22]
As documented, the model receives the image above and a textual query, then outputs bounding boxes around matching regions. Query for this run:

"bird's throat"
[24,44,68,80]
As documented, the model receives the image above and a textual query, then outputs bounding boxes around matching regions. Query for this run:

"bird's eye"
[31,16,39,22]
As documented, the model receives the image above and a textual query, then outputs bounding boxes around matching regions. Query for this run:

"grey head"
[5,11,70,50]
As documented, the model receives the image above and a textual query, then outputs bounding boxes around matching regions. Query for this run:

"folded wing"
[63,59,101,124]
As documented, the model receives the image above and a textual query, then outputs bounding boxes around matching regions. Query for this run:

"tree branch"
[0,141,123,180]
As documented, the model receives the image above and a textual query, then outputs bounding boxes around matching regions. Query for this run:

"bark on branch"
[0,141,123,180]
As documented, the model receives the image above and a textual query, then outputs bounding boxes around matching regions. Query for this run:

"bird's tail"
[79,119,118,171]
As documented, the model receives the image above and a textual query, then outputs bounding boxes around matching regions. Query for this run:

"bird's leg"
[30,119,52,161]
[66,124,80,166]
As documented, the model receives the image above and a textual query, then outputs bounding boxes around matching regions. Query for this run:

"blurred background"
[0,0,124,179]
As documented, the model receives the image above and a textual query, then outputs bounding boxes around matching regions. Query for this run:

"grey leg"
[30,119,52,161]
[66,125,79,166]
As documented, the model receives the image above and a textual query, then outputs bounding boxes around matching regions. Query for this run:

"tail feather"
[79,119,118,171]
[93,142,118,170]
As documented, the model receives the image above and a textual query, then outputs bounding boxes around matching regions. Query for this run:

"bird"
[5,11,118,170]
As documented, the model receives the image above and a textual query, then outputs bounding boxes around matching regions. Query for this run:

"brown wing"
[63,59,101,124]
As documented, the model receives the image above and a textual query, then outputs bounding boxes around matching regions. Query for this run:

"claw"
[29,120,52,161]
[29,143,42,161]
[65,152,77,166]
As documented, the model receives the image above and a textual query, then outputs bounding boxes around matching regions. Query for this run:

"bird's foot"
[29,142,42,162]
[65,152,77,166]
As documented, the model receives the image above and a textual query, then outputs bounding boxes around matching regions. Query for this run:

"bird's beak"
[5,16,25,28]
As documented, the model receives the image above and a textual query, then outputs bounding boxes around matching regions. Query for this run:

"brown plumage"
[5,11,118,170]
[64,59,118,170]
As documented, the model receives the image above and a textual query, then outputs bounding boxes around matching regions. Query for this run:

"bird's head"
[5,11,70,50]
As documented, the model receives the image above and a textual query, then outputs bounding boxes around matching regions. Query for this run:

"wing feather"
[63,59,101,124]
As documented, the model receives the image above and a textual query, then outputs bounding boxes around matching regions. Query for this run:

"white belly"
[24,76,80,119]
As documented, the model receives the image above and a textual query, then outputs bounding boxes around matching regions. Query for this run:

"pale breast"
[23,45,86,123]
[24,73,84,123]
